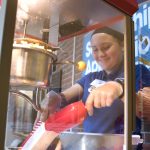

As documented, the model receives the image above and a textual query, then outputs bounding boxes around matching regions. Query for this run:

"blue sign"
[82,32,101,76]
[82,2,150,76]
[133,2,150,68]
[137,0,149,4]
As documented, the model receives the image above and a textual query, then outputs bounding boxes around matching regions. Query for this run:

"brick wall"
[55,34,84,91]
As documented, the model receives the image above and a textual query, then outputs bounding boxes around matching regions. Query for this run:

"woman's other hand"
[86,81,123,116]
[34,90,62,125]
[136,87,150,121]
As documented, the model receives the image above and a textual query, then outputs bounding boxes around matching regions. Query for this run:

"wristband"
[59,93,68,107]
[115,78,124,99]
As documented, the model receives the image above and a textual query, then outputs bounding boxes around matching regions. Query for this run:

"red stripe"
[15,32,42,41]
[15,32,57,47]
[104,0,138,16]
[59,15,124,42]
[15,15,124,44]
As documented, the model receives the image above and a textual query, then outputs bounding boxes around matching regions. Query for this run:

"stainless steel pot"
[10,38,57,87]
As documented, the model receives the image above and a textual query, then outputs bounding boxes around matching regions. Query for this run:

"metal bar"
[23,19,29,38]
[49,9,59,46]
[131,19,136,132]
[124,15,135,150]
[55,61,75,64]
[0,0,18,148]
[72,36,76,86]
[9,90,42,112]
[42,18,50,43]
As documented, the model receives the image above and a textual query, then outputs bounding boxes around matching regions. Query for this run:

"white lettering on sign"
[139,35,150,55]
[133,4,150,31]
[85,41,92,58]
[85,60,101,75]
[82,33,101,76]
[133,3,150,58]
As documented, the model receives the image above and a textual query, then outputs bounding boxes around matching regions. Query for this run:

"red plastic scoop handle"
[45,101,87,133]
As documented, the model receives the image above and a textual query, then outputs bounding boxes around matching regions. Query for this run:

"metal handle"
[9,89,42,112]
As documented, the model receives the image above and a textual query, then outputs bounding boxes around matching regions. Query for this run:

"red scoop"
[21,101,87,149]
[45,101,87,133]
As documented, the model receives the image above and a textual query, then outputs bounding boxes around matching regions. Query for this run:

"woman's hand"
[85,81,123,116]
[34,90,62,125]
[136,87,150,121]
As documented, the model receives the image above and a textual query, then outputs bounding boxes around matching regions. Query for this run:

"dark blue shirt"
[134,64,150,135]
[77,63,124,133]
[135,64,150,92]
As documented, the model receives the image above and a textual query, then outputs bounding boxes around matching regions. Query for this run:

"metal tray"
[59,132,143,150]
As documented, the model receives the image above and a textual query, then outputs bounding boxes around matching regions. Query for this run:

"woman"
[36,26,125,134]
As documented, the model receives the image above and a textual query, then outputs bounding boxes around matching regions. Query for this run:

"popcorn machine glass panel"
[2,0,138,149]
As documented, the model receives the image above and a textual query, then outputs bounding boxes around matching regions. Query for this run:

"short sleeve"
[76,73,92,88]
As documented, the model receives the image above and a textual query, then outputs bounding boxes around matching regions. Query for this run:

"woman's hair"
[91,26,124,42]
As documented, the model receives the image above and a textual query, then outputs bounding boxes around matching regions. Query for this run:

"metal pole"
[124,15,135,150]
[0,0,18,148]
[72,36,76,85]
[23,19,29,38]
[49,9,59,46]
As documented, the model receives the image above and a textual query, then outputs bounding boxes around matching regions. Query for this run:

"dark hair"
[91,26,124,42]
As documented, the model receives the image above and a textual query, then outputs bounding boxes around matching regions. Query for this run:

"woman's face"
[90,33,123,73]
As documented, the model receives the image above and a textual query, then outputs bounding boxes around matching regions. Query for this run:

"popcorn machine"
[0,0,140,150]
